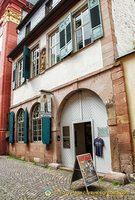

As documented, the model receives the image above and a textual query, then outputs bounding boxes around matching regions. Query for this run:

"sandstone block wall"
[112,0,135,56]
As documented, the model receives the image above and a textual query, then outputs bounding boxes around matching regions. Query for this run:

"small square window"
[45,0,53,15]
[25,22,31,36]
[63,126,70,149]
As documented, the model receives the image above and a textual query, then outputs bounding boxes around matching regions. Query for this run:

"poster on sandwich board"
[71,153,98,192]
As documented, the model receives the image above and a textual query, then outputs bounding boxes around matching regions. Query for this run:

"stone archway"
[58,89,112,173]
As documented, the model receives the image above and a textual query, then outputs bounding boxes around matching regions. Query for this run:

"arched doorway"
[60,90,111,173]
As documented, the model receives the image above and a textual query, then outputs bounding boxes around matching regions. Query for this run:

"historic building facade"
[0,0,33,155]
[8,0,135,173]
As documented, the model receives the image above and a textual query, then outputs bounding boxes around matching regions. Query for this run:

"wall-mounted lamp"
[105,97,114,108]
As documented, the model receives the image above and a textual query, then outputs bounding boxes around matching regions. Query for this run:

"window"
[59,13,73,60]
[26,22,31,36]
[45,0,61,15]
[18,59,24,86]
[32,104,42,142]
[63,126,70,148]
[17,109,24,142]
[45,0,53,15]
[50,31,60,66]
[74,8,92,51]
[31,47,39,77]
[12,62,17,90]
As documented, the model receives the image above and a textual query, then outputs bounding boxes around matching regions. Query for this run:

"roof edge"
[116,50,135,60]
[17,0,46,30]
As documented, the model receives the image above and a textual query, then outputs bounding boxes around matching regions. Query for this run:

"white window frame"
[18,59,24,87]
[31,46,39,78]
[73,5,92,51]
[17,109,24,142]
[32,104,42,142]
[49,29,60,67]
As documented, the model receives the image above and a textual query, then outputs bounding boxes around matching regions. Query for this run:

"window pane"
[82,9,89,25]
[66,24,71,43]
[51,47,55,66]
[50,31,60,66]
[26,23,31,36]
[56,44,60,62]
[32,104,41,142]
[36,60,39,74]
[51,34,55,47]
[18,60,23,86]
[56,32,59,43]
[60,30,65,48]
[91,6,100,28]
[17,110,24,142]
[32,47,39,77]
[84,23,91,46]
[37,49,39,57]
[76,29,83,50]
[75,15,81,29]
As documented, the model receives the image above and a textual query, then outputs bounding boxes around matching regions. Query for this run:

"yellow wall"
[121,53,135,156]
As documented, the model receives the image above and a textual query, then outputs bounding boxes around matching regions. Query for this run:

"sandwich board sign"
[71,153,98,192]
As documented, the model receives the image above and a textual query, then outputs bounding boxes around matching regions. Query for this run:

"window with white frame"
[32,104,42,142]
[17,109,24,142]
[74,7,92,51]
[18,59,23,86]
[31,47,39,78]
[50,30,60,66]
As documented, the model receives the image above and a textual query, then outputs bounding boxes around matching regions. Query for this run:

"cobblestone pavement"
[0,156,135,200]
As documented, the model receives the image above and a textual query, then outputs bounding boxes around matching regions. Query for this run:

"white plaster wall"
[12,40,103,106]
[112,0,135,56]
[31,4,45,30]
[18,27,25,43]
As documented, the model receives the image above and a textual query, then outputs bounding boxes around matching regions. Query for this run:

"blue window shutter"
[21,61,26,84]
[59,12,73,60]
[23,46,30,79]
[65,13,73,56]
[59,18,66,60]
[42,117,51,144]
[88,0,103,41]
[24,108,29,143]
[12,62,16,90]
[9,112,15,143]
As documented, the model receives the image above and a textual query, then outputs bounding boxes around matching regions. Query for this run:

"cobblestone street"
[0,156,135,200]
